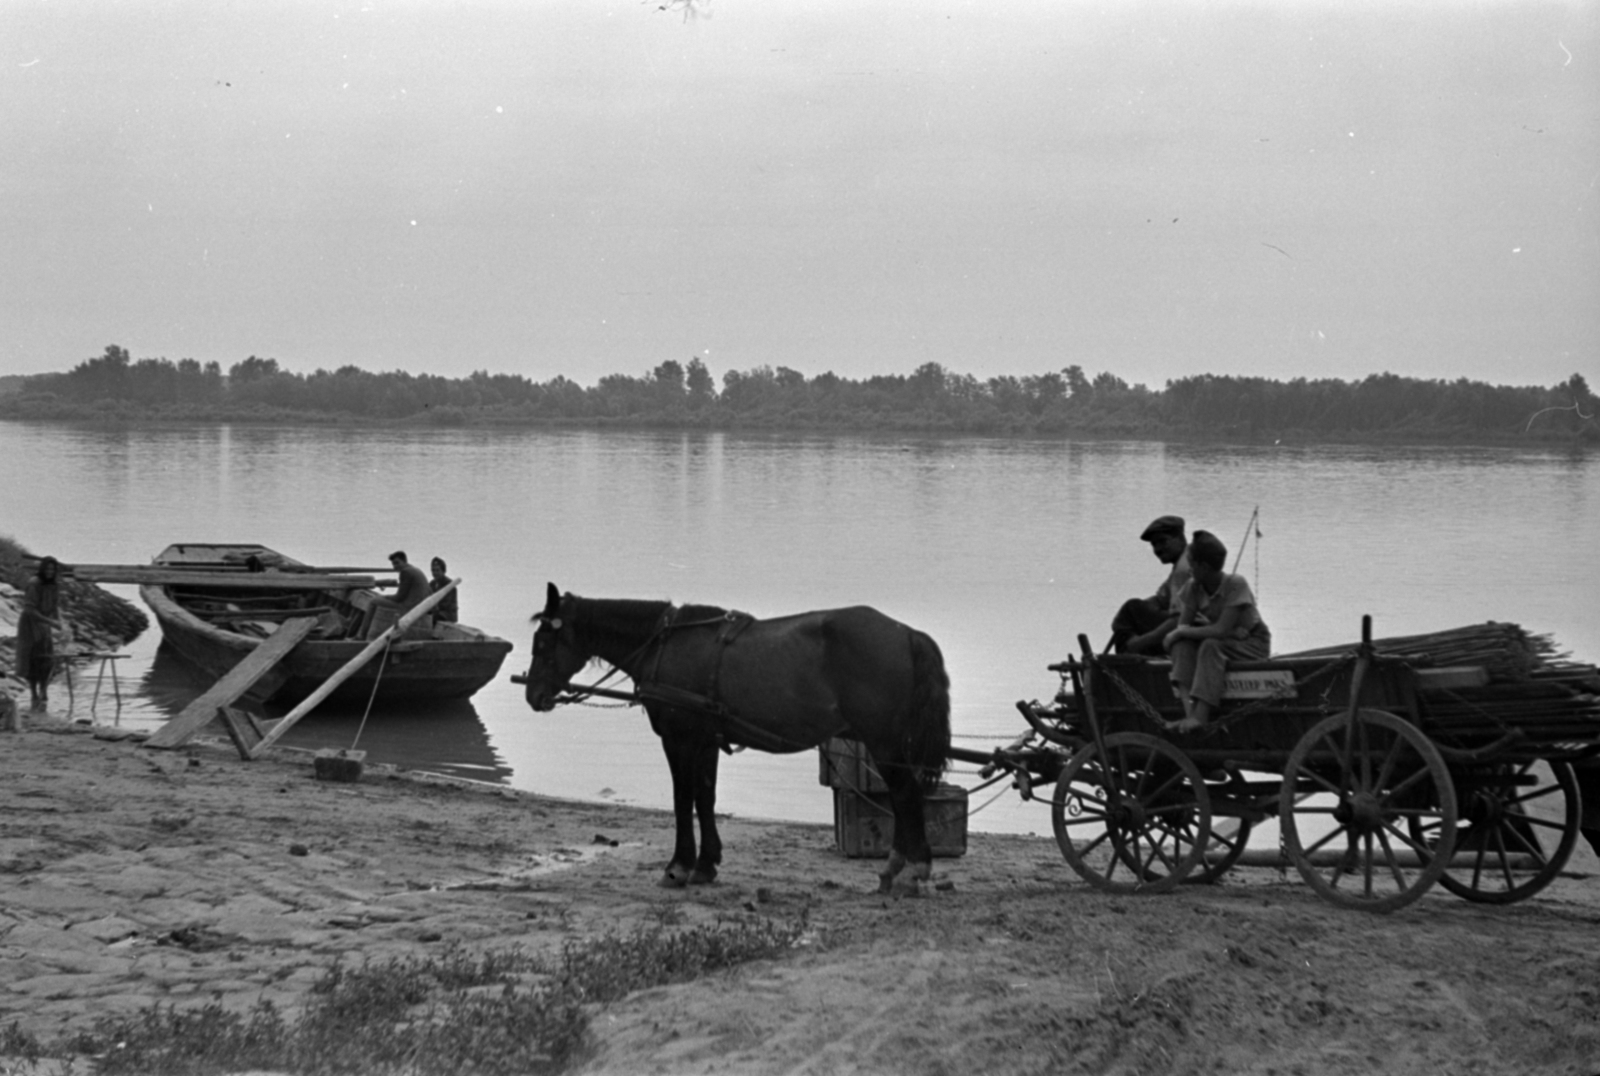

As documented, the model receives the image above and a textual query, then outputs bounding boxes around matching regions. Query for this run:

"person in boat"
[1109,515,1192,654]
[429,556,458,624]
[1163,530,1271,734]
[15,556,66,710]
[364,550,432,638]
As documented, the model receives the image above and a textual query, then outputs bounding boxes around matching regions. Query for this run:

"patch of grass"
[2,915,806,1076]
[559,915,807,1005]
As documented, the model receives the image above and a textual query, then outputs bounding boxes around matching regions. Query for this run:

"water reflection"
[263,697,510,786]
[141,641,218,716]
[142,643,509,785]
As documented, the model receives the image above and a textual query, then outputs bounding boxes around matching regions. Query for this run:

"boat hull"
[140,543,513,708]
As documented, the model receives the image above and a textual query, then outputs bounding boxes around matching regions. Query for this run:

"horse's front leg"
[689,740,721,885]
[659,733,699,888]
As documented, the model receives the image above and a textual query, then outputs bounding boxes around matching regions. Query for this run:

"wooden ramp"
[143,617,319,750]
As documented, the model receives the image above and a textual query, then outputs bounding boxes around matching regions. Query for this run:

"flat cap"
[1139,515,1185,542]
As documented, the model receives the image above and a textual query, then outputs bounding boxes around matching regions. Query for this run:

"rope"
[1094,651,1356,736]
[1205,653,1354,735]
[1097,664,1169,725]
[349,637,391,751]
[964,782,1014,818]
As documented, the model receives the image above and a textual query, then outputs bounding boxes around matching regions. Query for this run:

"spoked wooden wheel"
[1051,733,1211,894]
[1281,708,1457,913]
[1408,760,1581,904]
[1190,816,1253,884]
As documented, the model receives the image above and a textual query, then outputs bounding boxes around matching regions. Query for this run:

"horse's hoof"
[688,868,717,886]
[659,867,689,889]
[891,877,925,900]
[876,874,895,895]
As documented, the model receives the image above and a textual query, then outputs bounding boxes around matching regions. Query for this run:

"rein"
[551,603,745,718]
[549,601,812,752]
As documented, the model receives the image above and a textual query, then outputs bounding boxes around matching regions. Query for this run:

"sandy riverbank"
[4,720,1600,1075]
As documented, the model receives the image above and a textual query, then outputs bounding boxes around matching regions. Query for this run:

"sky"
[3,0,1596,389]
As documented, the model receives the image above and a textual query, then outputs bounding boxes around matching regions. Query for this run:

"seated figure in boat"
[1108,515,1191,655]
[1163,530,1271,733]
[429,557,459,624]
[364,550,432,639]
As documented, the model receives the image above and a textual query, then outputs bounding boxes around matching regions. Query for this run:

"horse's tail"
[905,629,952,788]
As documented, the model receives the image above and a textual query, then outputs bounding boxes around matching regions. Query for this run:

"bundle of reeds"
[1277,622,1564,682]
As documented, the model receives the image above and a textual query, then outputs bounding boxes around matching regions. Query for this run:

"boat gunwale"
[141,542,512,666]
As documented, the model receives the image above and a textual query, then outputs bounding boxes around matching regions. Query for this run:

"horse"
[521,583,952,894]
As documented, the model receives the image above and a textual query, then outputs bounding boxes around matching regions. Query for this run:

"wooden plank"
[218,706,267,759]
[35,558,391,575]
[194,607,335,622]
[76,568,383,589]
[249,580,459,757]
[143,617,320,749]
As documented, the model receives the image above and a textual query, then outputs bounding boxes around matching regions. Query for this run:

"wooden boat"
[139,543,512,706]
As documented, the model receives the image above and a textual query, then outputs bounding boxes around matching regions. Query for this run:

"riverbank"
[1,536,150,724]
[4,722,1599,1075]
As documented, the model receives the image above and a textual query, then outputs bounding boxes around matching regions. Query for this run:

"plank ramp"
[76,568,381,589]
[143,617,319,749]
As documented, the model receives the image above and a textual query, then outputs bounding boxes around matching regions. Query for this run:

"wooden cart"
[961,617,1600,912]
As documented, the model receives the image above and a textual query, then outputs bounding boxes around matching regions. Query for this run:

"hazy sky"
[4,1,1596,389]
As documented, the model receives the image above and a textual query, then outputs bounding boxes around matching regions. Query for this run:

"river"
[3,420,1595,836]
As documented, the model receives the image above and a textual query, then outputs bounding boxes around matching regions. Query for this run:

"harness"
[556,603,763,750]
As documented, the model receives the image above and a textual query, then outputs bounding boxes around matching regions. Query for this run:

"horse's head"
[524,582,587,712]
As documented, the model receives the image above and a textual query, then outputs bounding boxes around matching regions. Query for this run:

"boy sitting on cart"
[1163,530,1272,733]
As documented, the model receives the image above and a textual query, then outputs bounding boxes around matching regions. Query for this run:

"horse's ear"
[543,582,561,619]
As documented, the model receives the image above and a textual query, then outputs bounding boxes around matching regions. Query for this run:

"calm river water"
[3,420,1595,836]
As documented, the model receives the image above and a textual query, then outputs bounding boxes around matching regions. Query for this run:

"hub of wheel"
[1347,790,1385,832]
[1107,795,1147,830]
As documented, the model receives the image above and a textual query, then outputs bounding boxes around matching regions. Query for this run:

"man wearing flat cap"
[1108,515,1192,654]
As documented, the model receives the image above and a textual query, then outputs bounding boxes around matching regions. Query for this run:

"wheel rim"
[1409,760,1580,904]
[1189,816,1253,884]
[1280,708,1456,913]
[1052,732,1211,894]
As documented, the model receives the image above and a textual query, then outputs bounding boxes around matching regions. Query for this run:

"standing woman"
[16,556,65,709]
[1163,531,1271,733]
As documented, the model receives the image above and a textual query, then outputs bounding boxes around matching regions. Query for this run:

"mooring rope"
[349,637,391,752]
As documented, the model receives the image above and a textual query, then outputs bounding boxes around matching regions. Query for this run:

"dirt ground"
[3,720,1600,1076]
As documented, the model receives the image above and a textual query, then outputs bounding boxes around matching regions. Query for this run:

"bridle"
[530,601,739,707]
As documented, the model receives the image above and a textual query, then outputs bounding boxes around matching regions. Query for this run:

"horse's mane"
[571,595,731,660]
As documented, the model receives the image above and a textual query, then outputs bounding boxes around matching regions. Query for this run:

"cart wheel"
[1051,732,1211,894]
[1190,816,1253,884]
[1407,760,1580,904]
[1280,708,1456,913]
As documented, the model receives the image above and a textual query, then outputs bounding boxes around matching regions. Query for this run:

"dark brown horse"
[522,583,952,893]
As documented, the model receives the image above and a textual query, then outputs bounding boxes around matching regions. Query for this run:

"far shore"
[2,409,1593,450]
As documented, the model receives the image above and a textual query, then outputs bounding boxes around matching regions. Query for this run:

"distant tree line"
[2,344,1595,444]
